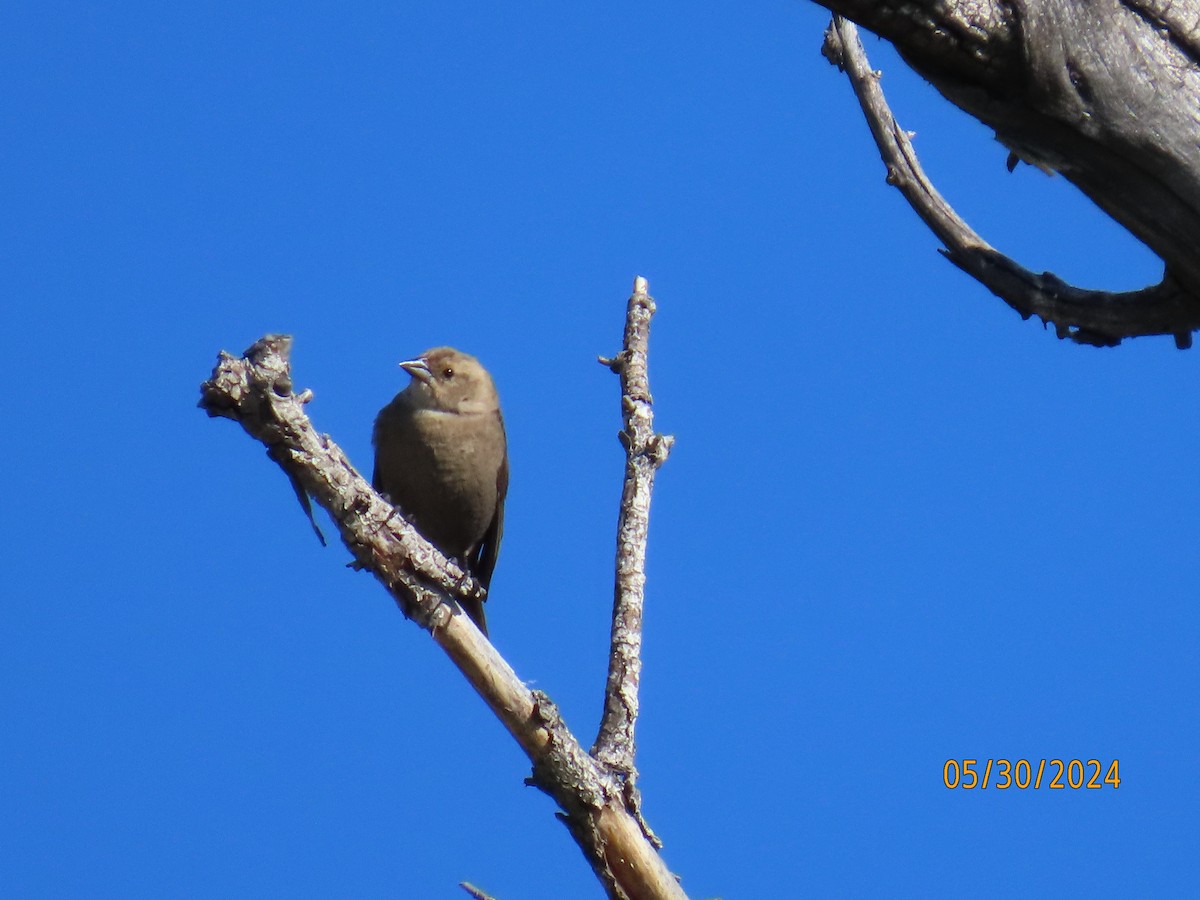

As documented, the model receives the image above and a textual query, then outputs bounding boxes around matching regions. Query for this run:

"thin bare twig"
[822,15,1200,348]
[460,882,497,900]
[593,276,674,847]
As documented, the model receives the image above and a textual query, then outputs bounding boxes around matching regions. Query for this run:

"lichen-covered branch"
[822,16,1200,347]
[593,278,674,803]
[199,328,685,900]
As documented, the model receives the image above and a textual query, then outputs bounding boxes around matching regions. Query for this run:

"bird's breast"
[373,404,505,557]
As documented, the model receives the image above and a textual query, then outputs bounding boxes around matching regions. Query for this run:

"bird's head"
[400,347,499,415]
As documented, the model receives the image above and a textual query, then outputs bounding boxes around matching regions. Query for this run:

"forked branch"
[198,283,684,900]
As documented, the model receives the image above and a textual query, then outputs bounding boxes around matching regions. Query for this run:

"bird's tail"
[459,595,488,637]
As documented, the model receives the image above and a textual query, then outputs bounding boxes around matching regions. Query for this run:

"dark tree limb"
[822,17,1200,348]
[813,1,1200,346]
[198,297,685,899]
[593,277,674,846]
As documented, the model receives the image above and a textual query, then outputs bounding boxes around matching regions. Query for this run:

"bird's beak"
[399,357,433,384]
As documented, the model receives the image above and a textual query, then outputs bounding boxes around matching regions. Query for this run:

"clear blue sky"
[3,3,1195,898]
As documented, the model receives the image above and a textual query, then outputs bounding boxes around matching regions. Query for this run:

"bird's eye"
[442,367,454,379]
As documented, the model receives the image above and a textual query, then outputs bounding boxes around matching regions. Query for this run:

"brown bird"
[372,347,508,635]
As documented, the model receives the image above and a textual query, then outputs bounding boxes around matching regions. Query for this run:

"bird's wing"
[471,416,508,591]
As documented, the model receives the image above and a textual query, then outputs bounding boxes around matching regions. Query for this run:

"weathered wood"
[813,0,1200,344]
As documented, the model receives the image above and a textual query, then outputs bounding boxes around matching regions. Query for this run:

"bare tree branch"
[812,0,1200,345]
[593,277,674,845]
[198,307,685,899]
[822,15,1200,347]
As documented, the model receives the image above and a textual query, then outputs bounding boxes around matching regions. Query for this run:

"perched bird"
[372,347,508,635]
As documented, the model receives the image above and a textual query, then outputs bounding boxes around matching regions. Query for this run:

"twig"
[460,882,497,900]
[822,16,1200,348]
[593,276,673,847]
